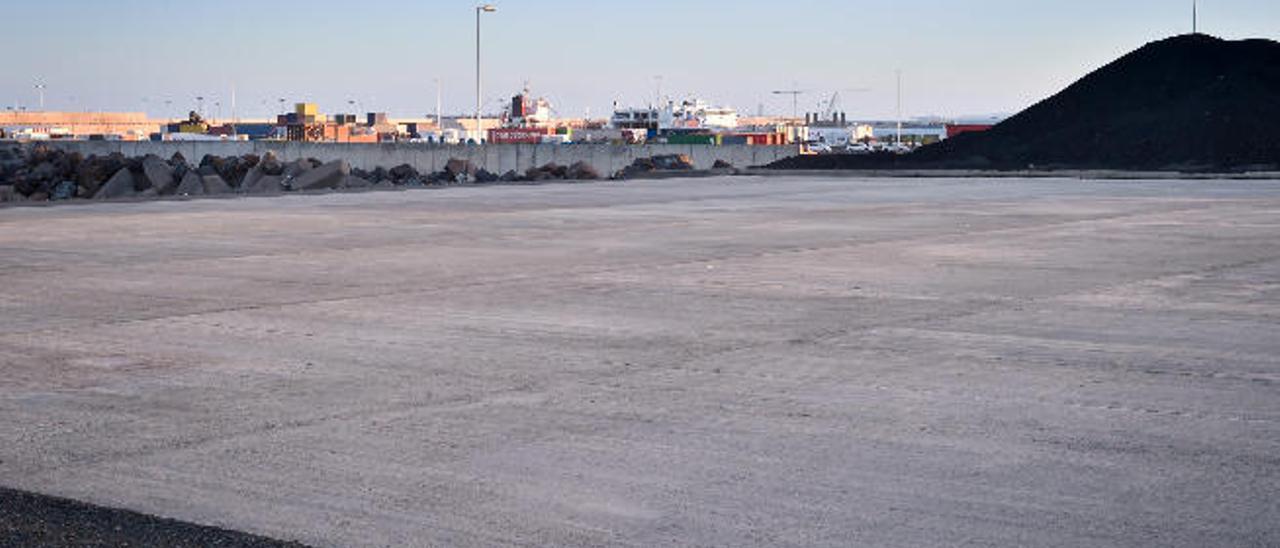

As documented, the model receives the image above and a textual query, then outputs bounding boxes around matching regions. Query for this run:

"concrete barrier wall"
[39,141,800,175]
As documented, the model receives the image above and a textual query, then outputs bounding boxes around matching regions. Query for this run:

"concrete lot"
[1,176,1278,547]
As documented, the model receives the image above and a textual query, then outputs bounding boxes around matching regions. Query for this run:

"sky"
[2,0,1278,121]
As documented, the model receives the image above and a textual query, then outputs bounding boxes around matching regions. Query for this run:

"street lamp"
[434,77,442,129]
[475,4,496,144]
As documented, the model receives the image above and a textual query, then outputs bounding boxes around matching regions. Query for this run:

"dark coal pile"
[772,34,1280,171]
[0,145,604,205]
[0,486,310,548]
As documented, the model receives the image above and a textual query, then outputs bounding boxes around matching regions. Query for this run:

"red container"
[945,124,994,139]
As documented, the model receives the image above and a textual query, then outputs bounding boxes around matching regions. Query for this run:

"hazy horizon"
[3,0,1278,121]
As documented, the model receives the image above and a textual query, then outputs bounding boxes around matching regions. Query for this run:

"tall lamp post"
[435,77,442,129]
[475,4,497,144]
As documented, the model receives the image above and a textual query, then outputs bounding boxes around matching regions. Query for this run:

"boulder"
[50,180,78,201]
[0,157,24,179]
[198,154,223,171]
[27,144,53,164]
[141,155,176,194]
[213,156,240,184]
[95,168,137,199]
[54,152,81,180]
[341,175,373,188]
[546,163,569,178]
[444,158,475,179]
[524,166,552,182]
[288,159,350,191]
[76,154,124,195]
[283,159,314,179]
[13,174,46,197]
[389,164,419,182]
[474,169,498,183]
[259,152,284,176]
[240,165,264,191]
[246,175,284,194]
[218,155,255,186]
[652,154,695,170]
[525,162,568,181]
[201,174,232,194]
[566,161,600,180]
[172,161,190,183]
[654,155,690,170]
[29,162,57,182]
[174,172,205,196]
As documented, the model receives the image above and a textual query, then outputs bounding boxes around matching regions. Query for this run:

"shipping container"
[945,124,994,139]
[666,134,718,145]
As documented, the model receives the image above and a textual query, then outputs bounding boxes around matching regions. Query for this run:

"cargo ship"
[487,87,573,144]
[610,98,738,132]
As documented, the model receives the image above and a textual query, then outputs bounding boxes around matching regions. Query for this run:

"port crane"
[818,88,871,122]
[771,88,809,122]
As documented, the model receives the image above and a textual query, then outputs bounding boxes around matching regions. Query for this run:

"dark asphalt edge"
[0,486,312,548]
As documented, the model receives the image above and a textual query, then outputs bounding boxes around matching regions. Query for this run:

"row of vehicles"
[804,140,917,155]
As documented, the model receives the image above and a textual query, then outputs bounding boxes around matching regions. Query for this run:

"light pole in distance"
[475,4,497,144]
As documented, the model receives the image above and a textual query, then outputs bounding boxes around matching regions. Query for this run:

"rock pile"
[614,154,697,179]
[0,145,612,205]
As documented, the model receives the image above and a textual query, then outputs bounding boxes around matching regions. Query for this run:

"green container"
[666,134,717,145]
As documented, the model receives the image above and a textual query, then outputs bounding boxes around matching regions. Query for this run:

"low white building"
[806,124,874,146]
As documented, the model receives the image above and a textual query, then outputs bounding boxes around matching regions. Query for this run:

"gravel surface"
[1,176,1278,547]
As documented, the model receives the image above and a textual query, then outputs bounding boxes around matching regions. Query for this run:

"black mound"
[0,487,311,547]
[772,34,1280,171]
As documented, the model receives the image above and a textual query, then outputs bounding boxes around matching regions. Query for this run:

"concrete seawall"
[37,141,800,176]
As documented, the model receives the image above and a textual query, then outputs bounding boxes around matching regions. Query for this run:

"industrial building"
[0,111,158,141]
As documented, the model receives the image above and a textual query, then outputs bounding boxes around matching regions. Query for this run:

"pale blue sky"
[3,0,1278,120]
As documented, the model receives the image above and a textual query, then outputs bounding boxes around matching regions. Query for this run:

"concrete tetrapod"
[288,160,350,191]
[201,174,233,194]
[174,172,204,196]
[141,155,176,195]
[94,168,136,200]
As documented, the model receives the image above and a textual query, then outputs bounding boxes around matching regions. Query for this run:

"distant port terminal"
[0,86,995,156]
